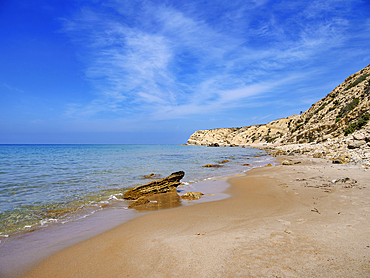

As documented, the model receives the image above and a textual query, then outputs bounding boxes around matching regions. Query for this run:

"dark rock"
[207,143,219,147]
[332,155,350,164]
[220,160,229,163]
[123,171,185,200]
[281,160,292,165]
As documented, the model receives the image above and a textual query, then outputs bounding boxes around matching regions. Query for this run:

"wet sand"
[22,156,370,277]
[0,177,232,278]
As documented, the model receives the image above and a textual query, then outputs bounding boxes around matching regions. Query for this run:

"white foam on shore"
[108,194,125,201]
[40,218,58,226]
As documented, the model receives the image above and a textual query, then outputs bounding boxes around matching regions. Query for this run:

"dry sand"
[22,156,370,277]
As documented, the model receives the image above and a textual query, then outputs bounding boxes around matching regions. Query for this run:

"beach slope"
[23,156,370,277]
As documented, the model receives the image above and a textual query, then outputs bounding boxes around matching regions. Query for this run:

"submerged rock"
[180,192,204,200]
[143,173,162,179]
[128,196,150,208]
[123,171,185,200]
[202,164,223,168]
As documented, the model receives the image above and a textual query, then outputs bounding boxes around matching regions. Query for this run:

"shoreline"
[0,170,248,278]
[0,145,276,278]
[0,144,271,238]
[21,155,370,277]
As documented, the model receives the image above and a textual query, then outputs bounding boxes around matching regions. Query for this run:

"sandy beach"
[22,155,370,277]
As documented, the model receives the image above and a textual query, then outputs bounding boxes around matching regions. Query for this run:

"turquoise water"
[0,144,271,237]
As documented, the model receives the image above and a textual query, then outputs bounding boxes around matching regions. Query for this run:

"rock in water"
[128,196,150,208]
[180,192,204,200]
[123,171,185,200]
[202,164,223,167]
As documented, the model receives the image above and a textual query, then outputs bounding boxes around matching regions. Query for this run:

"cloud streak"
[61,0,370,123]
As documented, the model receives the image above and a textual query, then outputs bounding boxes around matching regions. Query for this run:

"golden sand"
[23,156,370,277]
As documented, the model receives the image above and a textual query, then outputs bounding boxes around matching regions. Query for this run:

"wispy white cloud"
[61,0,370,125]
[3,83,24,93]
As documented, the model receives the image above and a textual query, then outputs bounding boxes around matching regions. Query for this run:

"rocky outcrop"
[266,128,370,166]
[123,171,185,200]
[187,116,297,146]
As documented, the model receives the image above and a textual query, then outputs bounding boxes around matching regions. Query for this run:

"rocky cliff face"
[187,64,370,147]
[187,116,299,147]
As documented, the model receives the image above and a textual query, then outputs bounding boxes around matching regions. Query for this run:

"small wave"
[108,195,125,201]
[40,218,58,226]
[80,210,98,219]
[60,208,101,224]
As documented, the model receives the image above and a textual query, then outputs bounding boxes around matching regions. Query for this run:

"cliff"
[187,64,370,163]
[277,65,370,144]
[187,115,299,147]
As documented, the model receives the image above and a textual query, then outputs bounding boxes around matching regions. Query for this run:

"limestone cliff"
[187,116,298,147]
[187,64,370,147]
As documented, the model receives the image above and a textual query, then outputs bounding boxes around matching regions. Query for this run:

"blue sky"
[1,0,370,144]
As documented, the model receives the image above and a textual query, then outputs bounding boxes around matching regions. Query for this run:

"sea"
[0,144,274,277]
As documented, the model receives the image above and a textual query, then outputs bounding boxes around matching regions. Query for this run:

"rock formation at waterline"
[123,171,185,200]
[187,116,297,147]
[187,64,370,165]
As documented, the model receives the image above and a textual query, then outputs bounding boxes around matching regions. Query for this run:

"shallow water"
[0,144,271,238]
[0,144,274,277]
